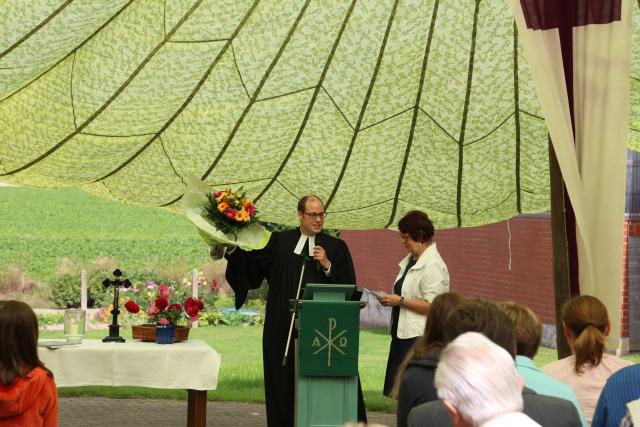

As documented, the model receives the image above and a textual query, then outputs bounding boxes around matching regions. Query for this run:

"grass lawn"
[41,326,397,412]
[41,325,640,413]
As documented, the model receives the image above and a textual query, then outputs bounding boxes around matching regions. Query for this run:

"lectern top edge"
[301,284,355,301]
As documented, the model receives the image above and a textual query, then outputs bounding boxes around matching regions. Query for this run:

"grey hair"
[435,332,523,426]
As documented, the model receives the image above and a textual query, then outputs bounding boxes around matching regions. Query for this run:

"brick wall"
[343,215,556,324]
[343,215,637,331]
[622,221,630,338]
[628,218,640,350]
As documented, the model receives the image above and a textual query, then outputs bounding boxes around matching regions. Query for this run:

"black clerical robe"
[225,229,366,427]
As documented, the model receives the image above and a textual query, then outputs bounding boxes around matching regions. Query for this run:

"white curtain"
[510,0,631,350]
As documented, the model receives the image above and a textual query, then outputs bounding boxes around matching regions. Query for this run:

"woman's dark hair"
[0,300,51,386]
[562,295,609,374]
[390,292,464,397]
[398,210,434,243]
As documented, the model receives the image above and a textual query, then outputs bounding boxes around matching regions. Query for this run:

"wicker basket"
[131,324,190,342]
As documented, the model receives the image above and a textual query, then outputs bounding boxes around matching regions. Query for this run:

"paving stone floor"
[58,397,396,426]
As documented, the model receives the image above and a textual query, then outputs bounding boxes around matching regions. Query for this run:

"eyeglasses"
[304,212,327,220]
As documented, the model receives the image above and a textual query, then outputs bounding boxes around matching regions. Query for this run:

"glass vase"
[155,323,175,345]
[64,309,86,344]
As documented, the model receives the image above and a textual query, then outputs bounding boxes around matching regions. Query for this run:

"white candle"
[69,323,79,337]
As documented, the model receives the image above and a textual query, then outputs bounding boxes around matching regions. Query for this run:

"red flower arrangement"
[124,284,204,325]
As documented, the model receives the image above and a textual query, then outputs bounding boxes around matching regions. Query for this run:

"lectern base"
[296,376,357,427]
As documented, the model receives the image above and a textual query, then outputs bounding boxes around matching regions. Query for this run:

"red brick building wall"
[622,221,630,338]
[624,218,640,344]
[343,215,555,324]
[343,215,640,333]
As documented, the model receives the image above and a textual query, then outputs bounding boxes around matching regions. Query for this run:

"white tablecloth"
[39,339,221,391]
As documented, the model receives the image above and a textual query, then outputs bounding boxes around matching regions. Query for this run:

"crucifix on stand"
[102,269,132,343]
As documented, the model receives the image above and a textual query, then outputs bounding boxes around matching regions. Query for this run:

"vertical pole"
[192,269,199,328]
[548,1,579,359]
[81,270,88,310]
[549,139,572,358]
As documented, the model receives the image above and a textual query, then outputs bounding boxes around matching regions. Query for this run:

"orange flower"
[214,191,228,202]
[235,210,250,222]
[217,201,229,213]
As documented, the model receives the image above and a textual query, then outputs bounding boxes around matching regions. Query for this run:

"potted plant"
[124,284,205,344]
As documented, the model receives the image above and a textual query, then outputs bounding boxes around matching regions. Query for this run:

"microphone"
[314,235,322,272]
[299,252,312,263]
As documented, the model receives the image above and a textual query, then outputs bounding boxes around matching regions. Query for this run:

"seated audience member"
[394,292,464,427]
[619,399,640,427]
[435,331,540,427]
[0,300,58,427]
[543,295,633,424]
[407,299,582,427]
[500,301,586,426]
[591,364,640,427]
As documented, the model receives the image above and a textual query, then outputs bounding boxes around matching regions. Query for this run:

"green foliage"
[88,270,118,308]
[199,311,229,326]
[262,221,339,238]
[50,270,126,308]
[224,312,264,326]
[36,312,64,327]
[50,274,82,308]
[199,309,264,327]
[246,282,268,303]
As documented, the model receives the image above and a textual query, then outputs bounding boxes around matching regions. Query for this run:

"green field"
[0,186,209,283]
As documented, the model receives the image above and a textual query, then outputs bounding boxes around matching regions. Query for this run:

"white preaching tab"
[293,231,315,257]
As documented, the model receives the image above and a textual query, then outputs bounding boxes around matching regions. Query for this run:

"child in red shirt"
[0,301,58,426]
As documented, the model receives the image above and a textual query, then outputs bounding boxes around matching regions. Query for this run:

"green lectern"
[295,284,361,427]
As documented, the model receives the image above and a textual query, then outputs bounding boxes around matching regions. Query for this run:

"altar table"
[39,339,221,427]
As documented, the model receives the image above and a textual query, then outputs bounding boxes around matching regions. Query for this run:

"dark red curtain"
[520,0,621,30]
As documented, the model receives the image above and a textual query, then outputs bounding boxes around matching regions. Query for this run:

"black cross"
[102,269,132,343]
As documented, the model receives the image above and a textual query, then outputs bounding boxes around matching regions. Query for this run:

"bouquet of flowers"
[204,188,257,237]
[123,283,205,325]
[181,176,270,251]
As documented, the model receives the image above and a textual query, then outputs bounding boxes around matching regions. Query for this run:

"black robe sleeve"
[330,238,363,301]
[225,233,278,309]
[326,238,356,284]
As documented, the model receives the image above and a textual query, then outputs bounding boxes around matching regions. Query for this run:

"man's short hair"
[443,298,516,358]
[297,195,323,213]
[435,332,523,425]
[499,301,542,359]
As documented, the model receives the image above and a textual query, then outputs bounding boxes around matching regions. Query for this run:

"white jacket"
[394,243,450,339]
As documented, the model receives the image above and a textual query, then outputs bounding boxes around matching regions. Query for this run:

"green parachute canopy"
[1,0,639,229]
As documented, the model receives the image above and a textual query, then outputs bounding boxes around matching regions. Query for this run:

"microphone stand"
[282,254,309,366]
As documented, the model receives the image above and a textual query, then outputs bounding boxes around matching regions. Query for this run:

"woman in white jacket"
[378,210,450,397]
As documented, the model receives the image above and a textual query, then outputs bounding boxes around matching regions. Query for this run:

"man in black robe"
[224,195,367,427]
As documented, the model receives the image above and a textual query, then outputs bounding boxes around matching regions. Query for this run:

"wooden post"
[549,139,572,358]
[192,269,199,328]
[187,389,207,427]
[81,270,88,310]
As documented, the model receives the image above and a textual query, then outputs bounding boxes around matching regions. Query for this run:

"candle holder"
[102,269,132,343]
[64,309,86,344]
